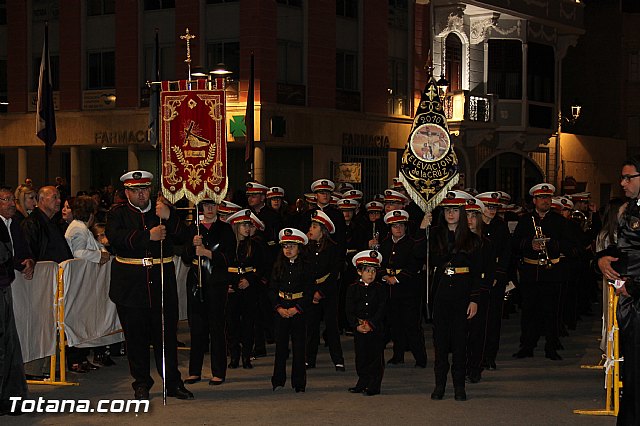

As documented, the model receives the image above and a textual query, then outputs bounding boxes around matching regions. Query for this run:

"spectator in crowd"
[0,185,34,415]
[13,185,37,224]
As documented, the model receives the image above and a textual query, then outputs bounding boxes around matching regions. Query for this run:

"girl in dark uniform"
[346,250,388,396]
[464,197,494,384]
[269,228,313,392]
[427,191,482,402]
[182,199,235,386]
[226,209,265,369]
[305,210,345,370]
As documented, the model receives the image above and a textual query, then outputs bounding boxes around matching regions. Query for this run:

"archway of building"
[475,151,544,205]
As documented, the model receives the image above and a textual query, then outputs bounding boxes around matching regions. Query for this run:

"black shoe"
[82,361,100,371]
[167,385,194,400]
[295,387,305,393]
[414,361,427,368]
[431,386,445,400]
[365,389,380,396]
[305,362,316,369]
[466,372,481,384]
[253,350,267,358]
[242,359,253,369]
[335,364,346,372]
[454,388,467,401]
[387,357,404,365]
[69,363,89,373]
[485,360,497,371]
[545,351,563,361]
[25,373,50,381]
[209,378,225,386]
[134,386,150,400]
[512,348,533,359]
[94,354,116,367]
[184,376,201,384]
[348,386,365,393]
[272,384,284,391]
[228,359,239,369]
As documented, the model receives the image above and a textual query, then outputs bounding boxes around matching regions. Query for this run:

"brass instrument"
[532,215,552,269]
[372,222,380,251]
[570,209,589,232]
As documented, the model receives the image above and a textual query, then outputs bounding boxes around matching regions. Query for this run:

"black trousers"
[116,302,182,391]
[306,295,344,366]
[187,280,228,379]
[483,280,507,363]
[466,291,490,375]
[354,330,385,392]
[0,287,28,405]
[389,295,427,364]
[518,279,561,352]
[272,313,306,389]
[617,296,640,426]
[432,293,468,389]
[226,287,257,361]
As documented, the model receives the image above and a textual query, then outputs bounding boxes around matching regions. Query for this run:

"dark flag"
[398,75,459,212]
[36,22,56,156]
[148,30,160,148]
[245,52,255,166]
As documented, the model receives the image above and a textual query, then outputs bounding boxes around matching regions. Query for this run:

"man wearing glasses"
[512,183,578,361]
[598,157,640,425]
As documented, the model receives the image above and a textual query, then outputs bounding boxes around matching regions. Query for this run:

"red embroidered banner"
[160,78,228,204]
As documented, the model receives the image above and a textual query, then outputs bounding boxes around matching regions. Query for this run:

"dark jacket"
[269,256,315,313]
[21,207,72,263]
[345,279,388,331]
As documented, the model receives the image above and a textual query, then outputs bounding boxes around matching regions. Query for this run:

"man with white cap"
[303,179,347,253]
[512,183,578,361]
[106,170,193,400]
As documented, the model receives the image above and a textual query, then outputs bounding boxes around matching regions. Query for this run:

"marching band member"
[365,200,386,250]
[512,184,578,361]
[269,228,313,393]
[464,196,493,384]
[226,209,266,369]
[346,250,388,396]
[182,198,235,386]
[305,210,345,371]
[427,191,482,402]
[380,209,427,368]
[106,170,193,400]
[476,192,512,371]
[267,186,290,222]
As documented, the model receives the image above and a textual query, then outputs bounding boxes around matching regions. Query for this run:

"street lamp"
[555,100,583,188]
[436,73,449,97]
[210,62,232,77]
[570,100,582,123]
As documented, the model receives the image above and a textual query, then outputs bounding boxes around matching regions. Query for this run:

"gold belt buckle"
[238,267,245,274]
[444,267,455,276]
[142,257,153,267]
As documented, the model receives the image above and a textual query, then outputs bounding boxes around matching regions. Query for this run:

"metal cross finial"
[180,28,196,64]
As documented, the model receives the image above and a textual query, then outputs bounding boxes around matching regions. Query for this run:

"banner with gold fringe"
[160,78,228,204]
[398,76,459,212]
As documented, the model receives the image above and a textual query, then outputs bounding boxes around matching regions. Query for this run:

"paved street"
[5,306,617,426]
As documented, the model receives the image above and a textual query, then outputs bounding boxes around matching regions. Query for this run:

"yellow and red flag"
[160,78,228,204]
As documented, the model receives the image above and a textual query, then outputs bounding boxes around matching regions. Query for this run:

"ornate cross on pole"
[180,28,196,81]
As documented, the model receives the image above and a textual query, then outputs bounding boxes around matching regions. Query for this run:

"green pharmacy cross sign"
[230,115,248,138]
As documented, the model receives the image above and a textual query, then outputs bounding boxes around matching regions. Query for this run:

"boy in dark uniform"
[346,250,388,396]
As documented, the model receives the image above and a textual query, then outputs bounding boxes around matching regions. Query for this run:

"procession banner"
[160,78,228,204]
[398,76,459,212]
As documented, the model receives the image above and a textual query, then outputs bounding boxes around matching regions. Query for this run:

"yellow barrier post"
[27,266,78,386]
[573,283,620,416]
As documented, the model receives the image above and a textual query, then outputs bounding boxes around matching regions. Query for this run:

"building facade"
[0,0,613,206]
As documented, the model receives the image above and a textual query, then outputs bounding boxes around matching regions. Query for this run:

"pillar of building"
[253,142,265,184]
[70,146,80,196]
[17,148,28,186]
[127,144,139,171]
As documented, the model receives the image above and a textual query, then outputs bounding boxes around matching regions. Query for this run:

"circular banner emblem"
[409,123,451,162]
